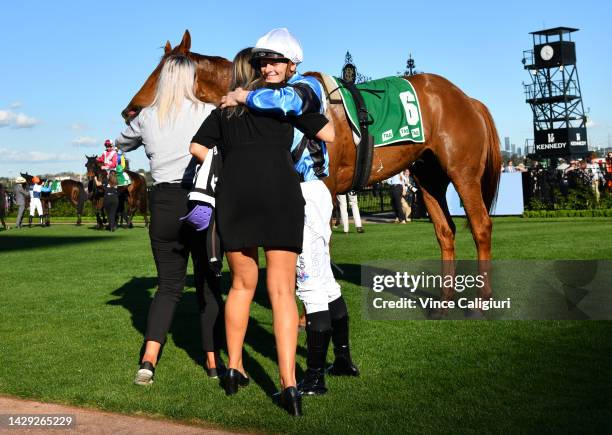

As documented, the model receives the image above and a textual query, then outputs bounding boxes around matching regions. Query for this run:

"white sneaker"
[134,361,155,385]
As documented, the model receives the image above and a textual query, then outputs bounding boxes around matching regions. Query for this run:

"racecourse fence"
[341,184,428,218]
[4,172,610,219]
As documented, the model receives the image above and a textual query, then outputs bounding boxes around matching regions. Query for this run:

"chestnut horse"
[122,31,501,299]
[20,172,86,226]
[84,156,149,229]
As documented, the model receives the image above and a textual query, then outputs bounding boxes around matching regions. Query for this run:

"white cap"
[15,176,26,183]
[253,28,303,64]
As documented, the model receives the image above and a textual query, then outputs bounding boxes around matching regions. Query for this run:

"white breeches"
[296,180,342,314]
[338,193,362,232]
[30,198,43,216]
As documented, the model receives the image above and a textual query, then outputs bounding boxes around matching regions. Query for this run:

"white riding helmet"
[252,28,303,65]
[15,176,26,183]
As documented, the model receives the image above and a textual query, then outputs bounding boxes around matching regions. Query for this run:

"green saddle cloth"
[43,180,63,194]
[116,170,131,187]
[332,76,425,146]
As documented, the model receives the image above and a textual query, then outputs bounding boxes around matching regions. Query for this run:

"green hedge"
[523,209,612,218]
[527,187,612,211]
[5,198,96,217]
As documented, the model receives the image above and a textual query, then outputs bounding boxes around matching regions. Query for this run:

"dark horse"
[20,172,86,226]
[122,31,501,302]
[85,156,149,229]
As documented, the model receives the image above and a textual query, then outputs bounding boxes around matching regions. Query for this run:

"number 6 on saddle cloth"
[180,146,221,231]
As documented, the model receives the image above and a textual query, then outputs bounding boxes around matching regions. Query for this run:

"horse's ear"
[178,29,191,53]
[164,40,172,54]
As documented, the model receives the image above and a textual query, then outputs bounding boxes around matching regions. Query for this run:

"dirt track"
[0,396,236,434]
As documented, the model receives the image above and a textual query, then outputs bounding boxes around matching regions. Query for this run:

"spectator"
[565,161,579,189]
[116,54,224,386]
[505,160,517,173]
[557,158,569,173]
[13,176,28,228]
[337,192,364,233]
[97,172,119,231]
[387,172,407,223]
[401,169,417,221]
[606,152,612,191]
[586,157,603,203]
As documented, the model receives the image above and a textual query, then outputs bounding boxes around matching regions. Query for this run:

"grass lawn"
[0,217,611,433]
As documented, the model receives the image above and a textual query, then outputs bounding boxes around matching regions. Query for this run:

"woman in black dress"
[191,48,317,415]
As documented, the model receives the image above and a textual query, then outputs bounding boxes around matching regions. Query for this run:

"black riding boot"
[328,297,360,377]
[28,216,33,227]
[298,311,332,396]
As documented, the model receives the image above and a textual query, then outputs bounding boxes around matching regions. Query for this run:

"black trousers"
[104,196,119,229]
[391,184,406,221]
[146,184,224,353]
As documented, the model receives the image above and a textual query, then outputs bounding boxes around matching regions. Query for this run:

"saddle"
[320,74,426,192]
[320,73,373,193]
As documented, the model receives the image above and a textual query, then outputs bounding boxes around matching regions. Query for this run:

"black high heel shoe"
[223,368,249,395]
[274,386,302,417]
[206,353,227,379]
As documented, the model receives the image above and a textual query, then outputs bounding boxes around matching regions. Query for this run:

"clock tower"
[522,27,588,160]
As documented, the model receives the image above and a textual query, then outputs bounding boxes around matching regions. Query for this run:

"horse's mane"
[189,52,230,63]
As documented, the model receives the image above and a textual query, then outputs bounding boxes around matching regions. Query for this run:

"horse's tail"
[77,182,86,215]
[473,99,501,213]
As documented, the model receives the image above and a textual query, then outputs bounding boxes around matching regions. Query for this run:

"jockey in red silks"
[97,139,118,170]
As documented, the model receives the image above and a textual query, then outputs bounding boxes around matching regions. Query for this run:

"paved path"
[0,396,237,434]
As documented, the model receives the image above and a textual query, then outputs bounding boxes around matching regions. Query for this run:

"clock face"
[540,45,554,61]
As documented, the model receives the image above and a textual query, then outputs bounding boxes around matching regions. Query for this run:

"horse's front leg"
[127,207,136,228]
[95,208,104,230]
[44,201,51,226]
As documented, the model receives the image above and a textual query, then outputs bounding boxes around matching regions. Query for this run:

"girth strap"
[337,79,373,193]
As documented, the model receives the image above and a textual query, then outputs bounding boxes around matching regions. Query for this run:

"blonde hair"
[226,48,262,118]
[151,55,200,125]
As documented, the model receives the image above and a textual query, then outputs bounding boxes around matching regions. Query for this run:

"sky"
[1,0,611,177]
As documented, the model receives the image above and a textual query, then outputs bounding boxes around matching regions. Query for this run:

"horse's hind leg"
[452,180,492,261]
[412,158,456,261]
[142,209,149,228]
[44,200,51,226]
[451,179,493,301]
[72,189,83,226]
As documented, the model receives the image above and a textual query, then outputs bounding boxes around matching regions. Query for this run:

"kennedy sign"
[534,128,588,157]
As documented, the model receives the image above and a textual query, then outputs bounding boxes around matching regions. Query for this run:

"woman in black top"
[103,172,119,231]
[191,48,330,414]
